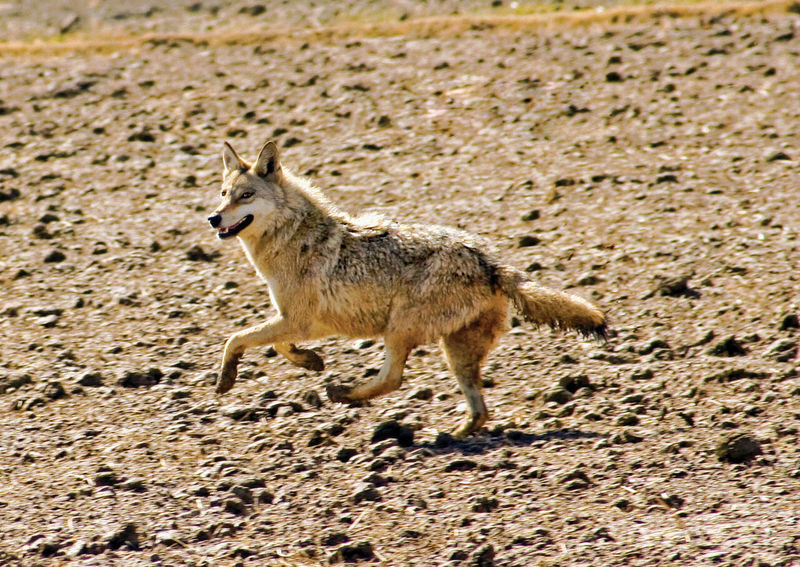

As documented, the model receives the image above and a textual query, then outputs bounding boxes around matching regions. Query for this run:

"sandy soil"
[0,1,798,565]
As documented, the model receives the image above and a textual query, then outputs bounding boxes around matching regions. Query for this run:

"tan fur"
[209,140,607,438]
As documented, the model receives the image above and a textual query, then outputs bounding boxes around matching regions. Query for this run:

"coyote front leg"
[217,316,301,394]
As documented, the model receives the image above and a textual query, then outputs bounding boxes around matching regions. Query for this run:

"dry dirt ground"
[1,1,799,566]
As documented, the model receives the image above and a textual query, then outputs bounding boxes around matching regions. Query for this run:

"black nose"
[208,214,221,228]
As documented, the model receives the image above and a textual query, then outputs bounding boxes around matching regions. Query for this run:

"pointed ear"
[253,141,280,179]
[222,142,247,176]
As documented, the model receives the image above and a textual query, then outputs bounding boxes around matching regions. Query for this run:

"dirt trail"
[0,1,798,565]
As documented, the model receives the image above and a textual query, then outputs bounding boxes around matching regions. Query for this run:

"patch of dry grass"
[0,0,797,56]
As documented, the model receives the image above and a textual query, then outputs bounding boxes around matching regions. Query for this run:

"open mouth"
[217,214,253,239]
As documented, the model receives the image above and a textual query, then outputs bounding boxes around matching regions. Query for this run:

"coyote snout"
[209,139,607,439]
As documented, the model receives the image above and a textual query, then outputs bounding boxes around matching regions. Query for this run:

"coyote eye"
[241,191,254,199]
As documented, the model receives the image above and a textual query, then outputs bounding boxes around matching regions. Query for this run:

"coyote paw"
[216,365,237,394]
[325,383,353,403]
[293,348,325,372]
[452,415,488,440]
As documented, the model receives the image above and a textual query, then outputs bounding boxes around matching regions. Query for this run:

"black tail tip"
[579,321,609,342]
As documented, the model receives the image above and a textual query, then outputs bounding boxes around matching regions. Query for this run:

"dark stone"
[44,250,66,263]
[121,478,146,492]
[707,335,747,357]
[43,381,67,400]
[329,541,375,563]
[185,245,219,262]
[470,543,495,567]
[94,471,119,486]
[371,420,414,447]
[77,372,103,387]
[615,413,639,427]
[521,209,540,221]
[655,275,699,298]
[767,151,791,162]
[444,459,478,472]
[223,498,248,515]
[559,374,590,393]
[336,447,358,463]
[351,482,382,504]
[117,367,163,387]
[320,531,350,547]
[764,339,797,362]
[716,434,762,463]
[518,235,541,247]
[105,522,139,550]
[779,313,800,331]
[471,496,499,513]
[302,389,323,408]
[231,486,253,504]
[543,387,572,404]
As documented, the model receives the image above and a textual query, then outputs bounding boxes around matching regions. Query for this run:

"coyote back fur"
[208,140,606,438]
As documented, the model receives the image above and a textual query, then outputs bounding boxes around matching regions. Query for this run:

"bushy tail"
[499,267,607,340]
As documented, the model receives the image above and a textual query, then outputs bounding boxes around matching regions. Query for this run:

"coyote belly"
[207,139,606,439]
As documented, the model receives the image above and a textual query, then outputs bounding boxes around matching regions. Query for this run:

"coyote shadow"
[416,428,605,457]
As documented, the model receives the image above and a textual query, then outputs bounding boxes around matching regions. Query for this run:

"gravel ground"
[0,2,799,566]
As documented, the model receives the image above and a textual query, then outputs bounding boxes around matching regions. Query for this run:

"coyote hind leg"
[443,309,505,439]
[327,336,414,403]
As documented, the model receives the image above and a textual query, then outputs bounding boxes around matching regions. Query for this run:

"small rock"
[767,151,791,162]
[94,470,119,486]
[223,498,248,515]
[43,381,67,400]
[329,541,375,563]
[221,404,266,421]
[611,430,644,444]
[231,486,254,504]
[654,275,699,298]
[351,482,382,504]
[543,388,572,405]
[716,433,762,463]
[408,386,433,400]
[615,413,639,427]
[43,250,66,263]
[105,522,139,550]
[444,459,478,472]
[630,367,654,381]
[471,496,499,513]
[518,235,540,247]
[778,313,799,331]
[336,447,358,462]
[764,339,797,362]
[575,272,600,286]
[65,539,88,558]
[117,367,163,388]
[521,209,540,221]
[77,372,103,387]
[120,478,146,492]
[185,245,219,262]
[371,420,414,447]
[559,374,590,392]
[154,530,183,547]
[302,389,323,408]
[707,335,747,357]
[470,543,495,567]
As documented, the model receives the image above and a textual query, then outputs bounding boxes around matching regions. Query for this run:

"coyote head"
[208,140,284,240]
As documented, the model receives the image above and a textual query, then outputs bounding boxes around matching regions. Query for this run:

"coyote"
[208,140,606,438]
